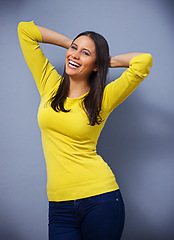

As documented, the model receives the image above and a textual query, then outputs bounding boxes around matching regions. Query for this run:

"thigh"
[81,190,125,240]
[49,201,82,240]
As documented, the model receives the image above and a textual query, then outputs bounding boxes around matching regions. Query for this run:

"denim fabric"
[49,189,125,240]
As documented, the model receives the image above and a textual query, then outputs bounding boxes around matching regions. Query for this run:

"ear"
[93,67,98,72]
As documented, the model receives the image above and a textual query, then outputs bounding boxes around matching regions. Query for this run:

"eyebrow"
[72,42,92,54]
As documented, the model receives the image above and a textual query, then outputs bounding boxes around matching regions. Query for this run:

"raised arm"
[36,25,72,49]
[18,21,71,97]
[110,52,145,68]
[102,53,153,113]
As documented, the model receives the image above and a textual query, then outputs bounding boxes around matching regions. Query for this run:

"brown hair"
[50,31,110,126]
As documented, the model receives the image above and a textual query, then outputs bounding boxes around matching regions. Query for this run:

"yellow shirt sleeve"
[102,53,153,113]
[18,21,62,98]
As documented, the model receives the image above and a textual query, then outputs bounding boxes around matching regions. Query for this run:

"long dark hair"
[50,31,110,126]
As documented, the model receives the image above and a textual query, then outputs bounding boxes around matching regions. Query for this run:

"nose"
[71,51,80,60]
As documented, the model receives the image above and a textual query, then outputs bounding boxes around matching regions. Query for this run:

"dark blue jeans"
[49,189,125,240]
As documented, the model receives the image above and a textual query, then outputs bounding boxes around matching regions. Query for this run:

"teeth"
[69,60,80,67]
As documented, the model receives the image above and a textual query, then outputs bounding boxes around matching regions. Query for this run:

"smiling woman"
[18,20,153,240]
[65,36,97,80]
[50,30,110,126]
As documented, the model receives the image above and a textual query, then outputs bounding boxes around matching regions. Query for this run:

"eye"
[82,51,90,56]
[71,45,77,50]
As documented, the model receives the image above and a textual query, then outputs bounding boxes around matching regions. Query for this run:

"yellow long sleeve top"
[18,21,153,202]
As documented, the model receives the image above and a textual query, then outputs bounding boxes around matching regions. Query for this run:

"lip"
[68,59,81,69]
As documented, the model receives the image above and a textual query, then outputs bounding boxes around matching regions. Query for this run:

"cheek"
[65,50,69,59]
[83,59,96,70]
[65,49,72,59]
[65,50,71,66]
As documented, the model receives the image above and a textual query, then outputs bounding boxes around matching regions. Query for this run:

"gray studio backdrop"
[1,0,174,239]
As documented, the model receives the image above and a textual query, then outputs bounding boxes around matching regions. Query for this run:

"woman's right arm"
[18,21,71,97]
[36,25,72,48]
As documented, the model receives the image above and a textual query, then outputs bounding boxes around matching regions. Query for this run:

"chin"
[65,69,74,76]
[65,67,71,76]
[65,68,81,78]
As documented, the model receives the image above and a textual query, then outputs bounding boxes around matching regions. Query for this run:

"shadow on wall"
[0,215,27,240]
[0,0,26,12]
[97,96,174,240]
[98,89,174,162]
[98,94,174,185]
[161,0,174,20]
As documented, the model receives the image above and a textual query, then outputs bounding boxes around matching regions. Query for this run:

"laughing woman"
[18,21,153,240]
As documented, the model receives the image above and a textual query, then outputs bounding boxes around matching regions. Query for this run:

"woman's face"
[65,36,97,80]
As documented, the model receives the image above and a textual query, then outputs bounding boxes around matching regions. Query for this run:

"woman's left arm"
[110,52,145,68]
[102,53,153,113]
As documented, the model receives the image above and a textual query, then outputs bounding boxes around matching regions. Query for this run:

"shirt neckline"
[66,91,89,100]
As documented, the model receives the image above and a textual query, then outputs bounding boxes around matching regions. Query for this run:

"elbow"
[17,21,26,35]
[129,53,153,80]
[18,21,24,31]
[141,53,153,79]
[138,53,153,75]
[144,53,153,68]
[17,21,32,35]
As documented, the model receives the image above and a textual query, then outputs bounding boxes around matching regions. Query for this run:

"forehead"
[73,36,96,53]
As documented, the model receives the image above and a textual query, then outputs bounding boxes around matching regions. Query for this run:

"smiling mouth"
[68,60,81,69]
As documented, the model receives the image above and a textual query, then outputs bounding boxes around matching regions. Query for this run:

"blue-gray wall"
[0,0,174,239]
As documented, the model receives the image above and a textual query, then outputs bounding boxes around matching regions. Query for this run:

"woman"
[18,21,153,240]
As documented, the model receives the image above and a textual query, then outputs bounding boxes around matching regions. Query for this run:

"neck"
[68,76,90,98]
